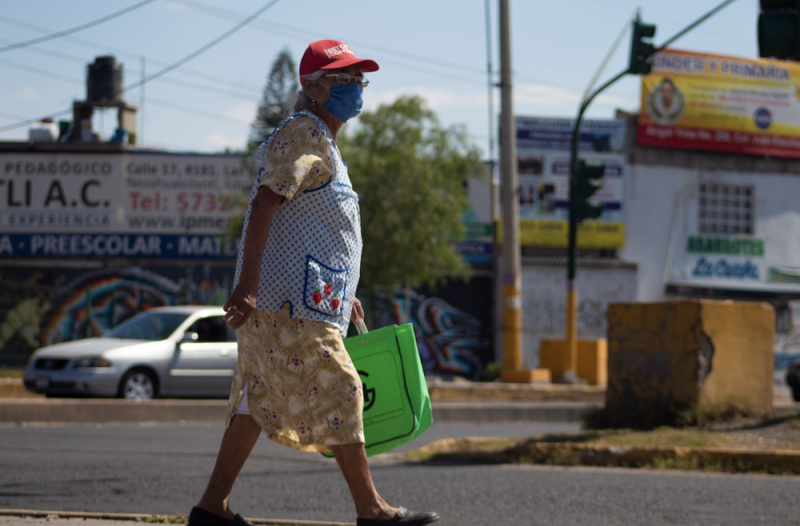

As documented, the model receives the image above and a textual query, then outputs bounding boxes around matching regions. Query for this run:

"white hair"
[294,69,325,111]
[300,69,326,82]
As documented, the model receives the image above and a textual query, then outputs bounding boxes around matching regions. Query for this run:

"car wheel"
[119,369,157,400]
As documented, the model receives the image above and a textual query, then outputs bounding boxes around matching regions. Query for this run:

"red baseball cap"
[299,39,379,77]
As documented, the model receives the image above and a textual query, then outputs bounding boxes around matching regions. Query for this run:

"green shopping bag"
[323,320,433,457]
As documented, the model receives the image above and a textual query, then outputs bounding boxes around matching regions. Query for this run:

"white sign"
[0,151,253,258]
[516,117,626,224]
[670,235,800,293]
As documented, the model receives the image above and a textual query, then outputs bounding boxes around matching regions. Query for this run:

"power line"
[172,0,489,76]
[170,0,489,87]
[146,97,251,126]
[171,0,637,99]
[0,110,33,122]
[0,0,282,133]
[120,0,283,95]
[0,0,157,54]
[0,14,264,94]
[0,57,252,131]
[0,57,83,86]
[0,39,262,101]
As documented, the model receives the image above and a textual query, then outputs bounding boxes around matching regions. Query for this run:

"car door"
[168,315,237,396]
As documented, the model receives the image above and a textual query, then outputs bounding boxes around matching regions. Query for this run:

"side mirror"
[180,332,199,344]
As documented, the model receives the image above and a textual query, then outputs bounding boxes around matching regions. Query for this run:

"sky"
[0,0,760,158]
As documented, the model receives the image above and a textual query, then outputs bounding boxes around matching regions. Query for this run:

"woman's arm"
[224,186,284,329]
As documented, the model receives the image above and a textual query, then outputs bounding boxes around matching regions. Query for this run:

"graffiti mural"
[370,275,494,380]
[0,264,233,367]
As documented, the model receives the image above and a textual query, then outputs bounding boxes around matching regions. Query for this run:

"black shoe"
[187,506,252,526]
[356,506,440,526]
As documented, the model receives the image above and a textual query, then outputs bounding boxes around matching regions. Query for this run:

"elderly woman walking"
[186,40,440,526]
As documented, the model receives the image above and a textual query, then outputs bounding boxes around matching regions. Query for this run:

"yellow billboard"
[497,219,625,249]
[639,49,800,157]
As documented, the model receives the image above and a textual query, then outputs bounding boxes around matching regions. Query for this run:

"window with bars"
[698,183,754,235]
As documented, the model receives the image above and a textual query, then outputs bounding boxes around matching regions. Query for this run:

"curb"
[414,437,800,474]
[426,379,606,403]
[432,401,601,422]
[2,378,607,402]
[0,509,353,526]
[0,398,600,424]
[0,398,227,424]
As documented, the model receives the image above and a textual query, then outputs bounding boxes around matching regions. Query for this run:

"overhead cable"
[0,0,282,133]
[0,0,158,54]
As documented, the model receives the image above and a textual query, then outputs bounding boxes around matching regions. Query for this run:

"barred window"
[698,183,754,235]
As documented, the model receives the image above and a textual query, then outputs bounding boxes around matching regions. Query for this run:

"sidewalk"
[0,509,351,526]
[1,378,797,425]
[0,378,606,424]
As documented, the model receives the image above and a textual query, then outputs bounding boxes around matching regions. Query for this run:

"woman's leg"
[196,414,262,521]
[331,443,396,520]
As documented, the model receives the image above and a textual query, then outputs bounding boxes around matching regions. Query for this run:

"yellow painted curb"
[415,437,800,474]
[0,509,354,526]
[426,379,605,402]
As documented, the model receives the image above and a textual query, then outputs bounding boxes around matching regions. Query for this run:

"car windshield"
[105,312,189,341]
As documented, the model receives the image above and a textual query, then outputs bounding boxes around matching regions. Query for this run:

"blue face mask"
[323,83,363,123]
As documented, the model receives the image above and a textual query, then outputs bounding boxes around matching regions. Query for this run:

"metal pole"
[563,68,628,382]
[485,0,496,166]
[499,0,524,377]
[485,0,503,363]
[140,56,145,145]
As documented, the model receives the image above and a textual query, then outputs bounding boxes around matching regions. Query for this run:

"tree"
[250,47,298,146]
[230,47,298,239]
[242,47,298,173]
[339,95,484,292]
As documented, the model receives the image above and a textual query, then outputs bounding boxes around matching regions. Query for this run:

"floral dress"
[225,115,365,453]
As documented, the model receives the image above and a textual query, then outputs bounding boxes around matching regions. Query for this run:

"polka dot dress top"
[234,111,362,334]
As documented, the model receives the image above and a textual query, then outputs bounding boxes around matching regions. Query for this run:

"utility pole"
[498,0,525,381]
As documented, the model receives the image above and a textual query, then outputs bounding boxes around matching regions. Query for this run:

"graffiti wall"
[0,264,495,377]
[0,264,233,367]
[370,274,494,380]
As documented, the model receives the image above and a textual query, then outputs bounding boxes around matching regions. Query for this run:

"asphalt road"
[1,422,799,526]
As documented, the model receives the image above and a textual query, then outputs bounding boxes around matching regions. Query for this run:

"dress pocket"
[304,255,348,317]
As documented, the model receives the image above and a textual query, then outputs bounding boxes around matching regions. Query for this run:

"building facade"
[618,112,800,393]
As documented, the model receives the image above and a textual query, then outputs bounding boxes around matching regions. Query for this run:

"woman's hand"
[224,282,257,330]
[350,297,364,323]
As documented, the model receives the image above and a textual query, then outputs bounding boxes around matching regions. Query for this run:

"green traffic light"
[629,19,657,75]
[574,160,605,222]
[758,0,800,59]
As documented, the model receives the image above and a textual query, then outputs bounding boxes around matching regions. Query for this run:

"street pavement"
[1,422,799,526]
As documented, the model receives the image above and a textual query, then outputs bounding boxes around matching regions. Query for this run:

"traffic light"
[572,160,605,223]
[758,0,800,59]
[628,17,657,75]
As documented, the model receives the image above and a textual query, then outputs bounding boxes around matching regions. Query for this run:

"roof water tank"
[87,56,123,105]
[29,119,58,143]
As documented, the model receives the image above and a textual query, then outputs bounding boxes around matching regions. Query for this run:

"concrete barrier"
[606,300,775,426]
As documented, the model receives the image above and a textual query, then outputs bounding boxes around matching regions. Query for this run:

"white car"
[23,306,238,400]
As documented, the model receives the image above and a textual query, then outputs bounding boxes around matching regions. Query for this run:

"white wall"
[520,261,637,368]
[619,163,800,301]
